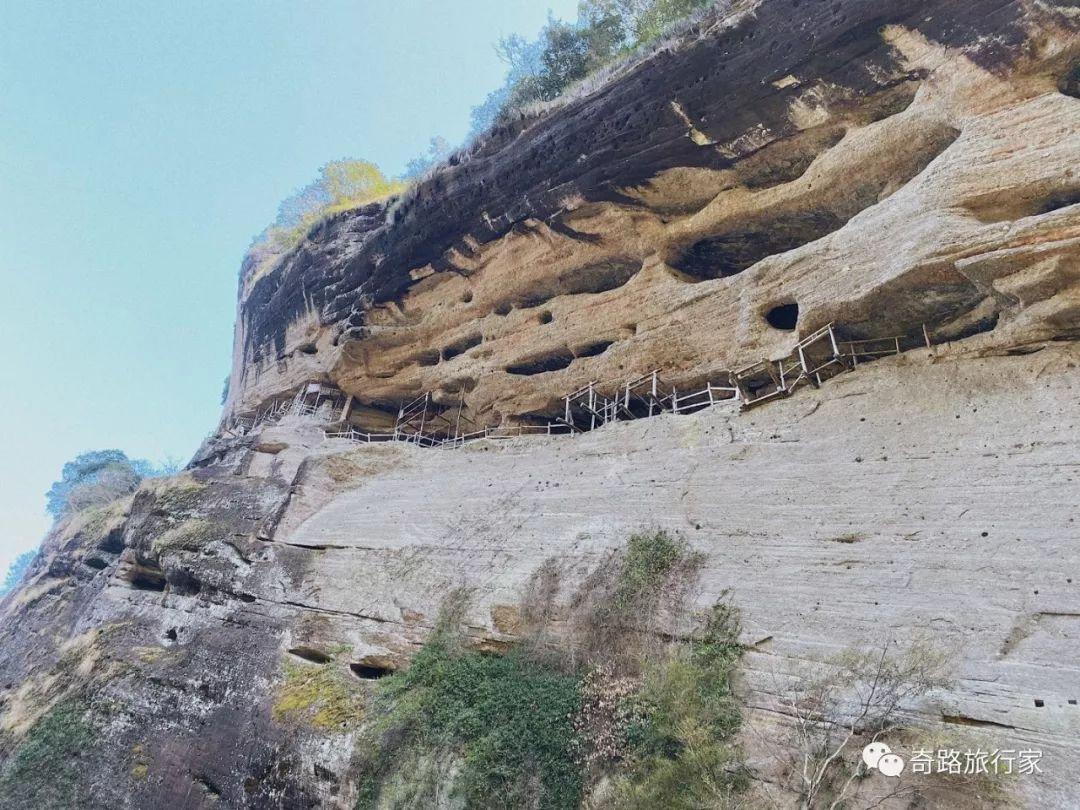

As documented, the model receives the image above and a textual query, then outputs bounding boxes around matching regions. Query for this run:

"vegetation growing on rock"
[45,450,178,519]
[249,159,406,278]
[353,531,746,809]
[273,652,366,731]
[0,699,96,809]
[150,518,219,555]
[470,0,718,135]
[356,634,583,809]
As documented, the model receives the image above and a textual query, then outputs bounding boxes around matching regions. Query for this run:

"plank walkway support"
[731,360,787,409]
[241,321,939,448]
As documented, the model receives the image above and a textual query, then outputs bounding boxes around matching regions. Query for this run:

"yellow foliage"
[249,158,407,281]
[322,159,406,214]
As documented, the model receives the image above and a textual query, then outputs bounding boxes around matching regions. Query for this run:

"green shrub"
[611,529,704,616]
[356,633,582,810]
[614,649,744,806]
[571,529,705,672]
[355,535,746,809]
[470,0,720,134]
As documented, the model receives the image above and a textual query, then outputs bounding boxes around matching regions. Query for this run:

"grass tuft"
[273,658,365,732]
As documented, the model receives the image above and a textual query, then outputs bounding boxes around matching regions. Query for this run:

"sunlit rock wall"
[227,0,1079,431]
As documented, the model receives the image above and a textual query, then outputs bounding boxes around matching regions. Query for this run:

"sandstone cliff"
[2,0,1079,808]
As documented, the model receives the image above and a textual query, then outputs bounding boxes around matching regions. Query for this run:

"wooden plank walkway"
[226,322,933,449]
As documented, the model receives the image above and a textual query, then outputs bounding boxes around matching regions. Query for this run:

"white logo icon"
[862,742,890,769]
[862,743,905,777]
[878,753,906,777]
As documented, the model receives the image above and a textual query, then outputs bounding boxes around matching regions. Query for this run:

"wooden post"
[922,323,932,349]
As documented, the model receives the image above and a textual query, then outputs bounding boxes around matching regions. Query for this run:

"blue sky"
[0,0,578,573]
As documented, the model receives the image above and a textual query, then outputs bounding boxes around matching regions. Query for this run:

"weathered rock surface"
[2,0,1079,807]
[227,0,1079,431]
[2,343,1078,807]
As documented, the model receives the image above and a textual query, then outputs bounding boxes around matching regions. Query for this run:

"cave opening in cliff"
[1061,63,1080,99]
[288,646,333,664]
[573,339,615,358]
[668,211,844,280]
[128,563,167,592]
[350,662,393,680]
[505,348,576,375]
[441,333,483,361]
[416,349,440,367]
[765,302,799,330]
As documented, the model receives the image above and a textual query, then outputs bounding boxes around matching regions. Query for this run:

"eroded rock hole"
[84,556,108,571]
[765,302,799,330]
[168,569,202,596]
[966,187,1080,222]
[537,310,553,324]
[415,349,440,367]
[349,662,393,680]
[1061,63,1080,99]
[558,259,640,296]
[735,126,846,190]
[506,348,575,375]
[98,527,125,554]
[491,258,641,315]
[574,340,615,358]
[288,646,333,664]
[670,210,844,279]
[441,333,482,361]
[128,563,166,592]
[669,124,959,280]
[1038,189,1080,215]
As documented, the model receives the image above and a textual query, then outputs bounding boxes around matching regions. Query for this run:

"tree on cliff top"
[469,0,715,136]
[252,158,405,266]
[45,449,179,519]
[0,550,38,597]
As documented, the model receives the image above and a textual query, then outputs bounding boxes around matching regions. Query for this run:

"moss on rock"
[272,657,365,731]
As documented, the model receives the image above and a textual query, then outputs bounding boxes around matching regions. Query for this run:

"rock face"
[228,0,1079,431]
[2,1,1079,808]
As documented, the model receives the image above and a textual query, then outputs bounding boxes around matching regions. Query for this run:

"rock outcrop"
[2,0,1079,807]
[228,0,1079,432]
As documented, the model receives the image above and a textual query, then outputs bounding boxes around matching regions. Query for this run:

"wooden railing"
[234,321,936,446]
